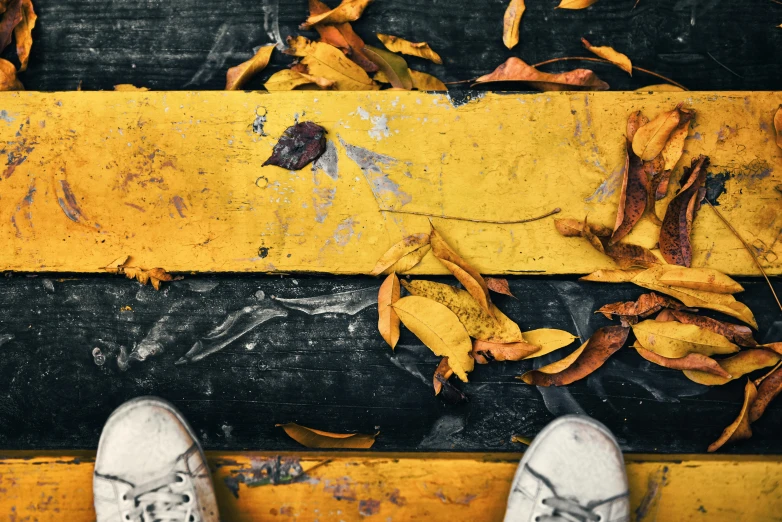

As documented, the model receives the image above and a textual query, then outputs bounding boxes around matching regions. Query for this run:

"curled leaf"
[749,363,782,422]
[277,423,377,449]
[611,127,649,244]
[775,105,782,151]
[264,69,335,91]
[474,57,609,91]
[363,44,413,90]
[557,0,598,8]
[684,349,780,386]
[555,218,611,238]
[511,435,533,445]
[0,0,21,54]
[707,380,756,452]
[486,277,515,298]
[526,341,588,375]
[123,266,182,291]
[286,36,378,91]
[300,0,373,29]
[502,0,526,50]
[626,111,649,142]
[521,329,579,358]
[519,326,629,386]
[635,344,731,378]
[378,273,400,349]
[471,339,539,363]
[604,242,659,269]
[632,319,738,358]
[660,109,694,172]
[225,45,275,90]
[662,310,756,347]
[392,295,475,381]
[660,155,709,267]
[597,292,686,325]
[377,34,442,64]
[386,245,431,274]
[263,122,327,171]
[430,224,493,316]
[409,69,447,91]
[370,233,430,276]
[658,267,744,294]
[632,105,684,161]
[433,357,453,396]
[402,280,522,343]
[581,38,631,75]
[308,0,377,73]
[13,0,35,71]
[580,269,644,283]
[0,57,22,90]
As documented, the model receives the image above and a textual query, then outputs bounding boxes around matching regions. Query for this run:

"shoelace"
[536,496,601,522]
[123,473,194,522]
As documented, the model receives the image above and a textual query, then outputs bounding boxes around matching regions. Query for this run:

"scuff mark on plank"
[339,136,412,209]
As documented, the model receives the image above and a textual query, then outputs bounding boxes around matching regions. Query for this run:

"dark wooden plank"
[1,274,780,453]
[14,0,782,92]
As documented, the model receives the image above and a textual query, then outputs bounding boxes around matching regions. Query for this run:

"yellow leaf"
[684,349,781,386]
[225,45,275,91]
[557,0,598,9]
[103,255,130,273]
[13,0,35,72]
[114,85,150,91]
[410,70,447,91]
[392,295,475,381]
[531,341,588,374]
[707,380,756,452]
[659,111,694,171]
[632,265,757,328]
[122,266,182,291]
[402,280,523,343]
[370,233,430,275]
[0,58,22,90]
[511,435,533,445]
[632,105,683,161]
[387,245,431,274]
[579,269,644,283]
[286,36,378,91]
[520,328,579,358]
[300,0,373,29]
[774,105,782,151]
[277,423,377,449]
[430,224,493,316]
[657,266,744,294]
[363,45,413,90]
[581,38,632,75]
[632,319,739,358]
[378,272,401,349]
[377,34,442,64]
[502,0,526,49]
[634,84,686,92]
[264,69,334,91]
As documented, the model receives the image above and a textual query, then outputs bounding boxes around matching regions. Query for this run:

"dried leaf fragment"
[555,218,611,238]
[307,0,378,73]
[263,122,327,171]
[409,70,447,91]
[378,273,401,349]
[371,233,430,275]
[661,310,756,347]
[13,0,35,71]
[300,0,373,29]
[684,349,780,386]
[658,267,743,294]
[632,319,738,358]
[557,0,598,8]
[774,105,782,151]
[632,105,684,161]
[597,292,685,324]
[377,34,442,64]
[0,57,22,90]
[114,84,150,91]
[659,155,708,267]
[433,357,453,395]
[660,109,695,172]
[707,380,756,452]
[0,0,21,54]
[123,267,182,291]
[277,423,377,449]
[363,45,413,90]
[471,339,539,363]
[521,329,579,358]
[502,0,526,50]
[486,277,515,298]
[580,269,644,283]
[286,36,378,91]
[264,69,334,91]
[225,45,275,90]
[582,38,631,75]
[749,363,782,422]
[635,344,730,378]
[474,57,609,91]
[526,341,588,375]
[611,131,649,244]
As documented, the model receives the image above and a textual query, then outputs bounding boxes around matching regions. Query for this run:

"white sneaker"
[504,415,629,522]
[93,397,219,522]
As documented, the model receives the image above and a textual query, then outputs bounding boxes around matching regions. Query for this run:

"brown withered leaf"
[658,266,744,294]
[263,122,327,171]
[370,233,430,275]
[519,326,629,386]
[300,0,373,29]
[225,45,275,90]
[610,139,649,244]
[433,357,453,396]
[378,272,400,349]
[486,277,515,298]
[632,104,684,161]
[581,218,606,254]
[762,343,782,356]
[123,267,182,291]
[0,0,21,54]
[749,363,782,423]
[474,57,609,91]
[277,423,377,449]
[377,34,442,64]
[555,218,612,238]
[604,242,659,269]
[660,109,694,172]
[13,0,34,71]
[774,105,782,151]
[626,111,649,142]
[580,269,644,283]
[684,349,780,386]
[654,170,673,201]
[557,0,598,8]
[471,339,539,363]
[634,344,730,378]
[582,38,631,75]
[363,45,413,90]
[430,224,493,317]
[308,0,377,73]
[502,0,526,50]
[660,155,708,267]
[662,310,756,347]
[0,57,22,90]
[707,380,756,452]
[597,292,686,325]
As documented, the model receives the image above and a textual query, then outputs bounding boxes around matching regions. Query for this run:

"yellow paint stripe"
[0,452,780,521]
[0,91,780,275]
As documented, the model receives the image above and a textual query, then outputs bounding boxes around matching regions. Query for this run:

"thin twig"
[379,207,561,224]
[706,200,782,314]
[706,52,743,78]
[530,56,689,91]
[444,79,475,85]
[771,0,782,5]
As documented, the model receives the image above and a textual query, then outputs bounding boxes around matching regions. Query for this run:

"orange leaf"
[0,0,21,54]
[0,57,22,90]
[662,310,756,348]
[634,344,730,378]
[225,45,275,90]
[660,155,709,266]
[582,38,631,75]
[604,242,659,269]
[12,0,33,71]
[749,363,782,423]
[300,0,373,29]
[378,272,401,349]
[502,0,526,50]
[775,105,782,151]
[370,233,430,275]
[471,339,539,363]
[277,423,377,449]
[579,269,644,283]
[626,110,649,142]
[519,326,629,386]
[657,266,744,294]
[486,277,515,298]
[308,0,378,73]
[684,349,780,386]
[632,105,684,161]
[474,57,609,91]
[555,218,611,238]
[557,0,598,8]
[377,34,442,64]
[707,380,756,452]
[119,264,182,291]
[433,357,453,395]
[610,137,650,244]
[597,292,686,325]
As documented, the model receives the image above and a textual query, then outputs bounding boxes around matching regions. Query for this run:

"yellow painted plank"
[0,91,780,275]
[1,452,780,521]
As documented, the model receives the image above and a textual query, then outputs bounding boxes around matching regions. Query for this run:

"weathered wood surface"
[1,274,780,453]
[1,91,781,275]
[17,0,782,92]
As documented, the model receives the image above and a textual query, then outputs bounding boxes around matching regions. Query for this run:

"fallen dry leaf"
[511,435,533,445]
[402,280,522,343]
[0,58,22,90]
[277,423,377,449]
[775,105,782,151]
[13,0,34,71]
[387,245,431,274]
[123,267,182,291]
[557,0,598,8]
[471,339,539,363]
[433,357,453,395]
[597,292,686,325]
[378,272,401,349]
[225,44,275,90]
[286,36,378,91]
[307,0,377,73]
[392,295,475,381]
[610,142,649,244]
[502,0,526,49]
[370,233,430,276]
[263,122,327,171]
[604,242,660,269]
[114,84,150,91]
[749,363,782,422]
[0,0,21,54]
[582,38,631,75]
[300,0,373,29]
[519,326,629,386]
[634,84,686,92]
[555,218,612,237]
[632,105,684,161]
[707,380,756,452]
[660,109,694,172]
[377,34,442,64]
[430,224,493,316]
[474,57,609,91]
[409,69,447,91]
[658,266,743,294]
[635,344,730,378]
[104,255,130,273]
[632,319,738,358]
[661,310,756,347]
[660,155,708,267]
[521,328,579,358]
[762,343,782,356]
[580,269,644,283]
[363,44,413,90]
[264,69,335,91]
[684,349,780,386]
[626,110,649,142]
[486,277,515,298]
[524,340,588,375]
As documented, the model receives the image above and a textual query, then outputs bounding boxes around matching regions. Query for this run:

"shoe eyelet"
[183,493,192,504]
[121,493,128,502]
[123,514,131,522]
[176,473,187,483]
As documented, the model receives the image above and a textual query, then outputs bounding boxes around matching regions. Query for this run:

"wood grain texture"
[0,274,780,453]
[13,0,782,92]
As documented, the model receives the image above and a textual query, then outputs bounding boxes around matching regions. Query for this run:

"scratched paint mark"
[0,333,14,348]
[339,137,412,209]
[253,107,268,136]
[312,139,339,181]
[713,158,772,188]
[585,166,623,203]
[324,479,358,502]
[273,287,376,316]
[224,456,307,498]
[354,107,390,141]
[0,110,15,122]
[57,179,100,229]
[2,120,36,179]
[312,187,336,223]
[171,195,188,218]
[635,466,669,521]
[358,499,381,516]
[446,91,485,107]
[124,202,146,212]
[331,216,358,246]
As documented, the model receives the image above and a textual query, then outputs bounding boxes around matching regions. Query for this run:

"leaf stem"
[530,56,688,91]
[706,200,782,314]
[379,207,561,224]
